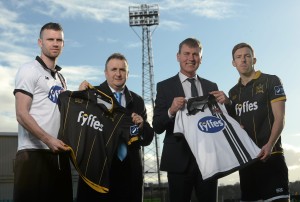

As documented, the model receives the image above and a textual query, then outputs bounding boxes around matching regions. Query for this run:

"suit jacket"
[96,81,154,201]
[153,74,218,173]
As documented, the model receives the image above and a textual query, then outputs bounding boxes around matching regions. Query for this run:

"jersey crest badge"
[130,125,139,136]
[255,83,264,94]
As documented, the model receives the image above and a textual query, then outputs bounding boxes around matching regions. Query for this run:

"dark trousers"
[167,158,218,202]
[13,150,73,202]
[77,154,143,202]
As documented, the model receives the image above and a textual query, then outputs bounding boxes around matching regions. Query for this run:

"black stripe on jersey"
[207,96,253,165]
[219,115,252,163]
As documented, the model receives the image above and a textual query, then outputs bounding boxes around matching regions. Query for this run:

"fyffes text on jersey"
[77,111,104,131]
[48,85,64,103]
[198,116,225,133]
[235,101,258,116]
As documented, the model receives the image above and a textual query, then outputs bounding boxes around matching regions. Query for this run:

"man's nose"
[188,54,195,60]
[116,70,121,75]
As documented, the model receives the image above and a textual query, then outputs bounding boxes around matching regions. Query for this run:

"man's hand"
[258,143,273,162]
[169,97,186,116]
[43,135,70,153]
[132,112,144,129]
[210,91,231,105]
[78,80,90,91]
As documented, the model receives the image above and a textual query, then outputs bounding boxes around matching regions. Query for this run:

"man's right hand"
[169,97,186,116]
[78,80,90,91]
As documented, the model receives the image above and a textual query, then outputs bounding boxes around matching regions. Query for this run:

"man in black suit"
[77,53,154,202]
[153,38,218,202]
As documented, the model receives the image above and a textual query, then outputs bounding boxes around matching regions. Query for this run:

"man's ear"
[176,53,180,62]
[38,38,42,48]
[253,57,257,65]
[232,60,236,67]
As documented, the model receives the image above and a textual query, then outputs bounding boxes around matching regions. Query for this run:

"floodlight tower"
[129,4,161,187]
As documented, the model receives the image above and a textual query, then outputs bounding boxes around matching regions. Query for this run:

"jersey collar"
[238,70,262,86]
[35,56,62,72]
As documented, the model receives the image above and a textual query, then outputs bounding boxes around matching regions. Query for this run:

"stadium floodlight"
[129,4,159,27]
[128,3,162,200]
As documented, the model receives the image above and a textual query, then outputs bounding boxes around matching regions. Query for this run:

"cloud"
[159,20,182,31]
[0,65,17,132]
[292,133,300,137]
[126,40,141,49]
[60,63,140,89]
[284,144,300,166]
[65,39,83,48]
[97,37,119,44]
[6,0,238,27]
[284,146,300,182]
[144,149,168,183]
[0,51,34,68]
[284,142,300,153]
[160,0,237,19]
[0,0,239,51]
[190,0,236,19]
[61,65,104,90]
[0,3,38,44]
[32,0,130,23]
[0,3,36,133]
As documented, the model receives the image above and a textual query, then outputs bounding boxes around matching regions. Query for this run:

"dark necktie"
[114,92,127,161]
[187,78,199,97]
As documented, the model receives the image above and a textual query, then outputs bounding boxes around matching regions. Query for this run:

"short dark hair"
[105,53,128,70]
[39,22,63,39]
[232,42,255,59]
[178,38,202,54]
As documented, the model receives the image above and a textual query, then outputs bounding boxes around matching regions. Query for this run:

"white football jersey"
[174,95,260,180]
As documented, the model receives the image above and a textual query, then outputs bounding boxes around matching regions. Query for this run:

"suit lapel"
[173,74,185,97]
[197,75,208,95]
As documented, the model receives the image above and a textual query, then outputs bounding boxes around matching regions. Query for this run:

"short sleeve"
[14,62,38,96]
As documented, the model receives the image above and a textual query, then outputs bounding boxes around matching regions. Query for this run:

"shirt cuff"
[168,108,175,119]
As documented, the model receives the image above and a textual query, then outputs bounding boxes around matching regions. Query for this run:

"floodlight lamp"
[129,4,159,27]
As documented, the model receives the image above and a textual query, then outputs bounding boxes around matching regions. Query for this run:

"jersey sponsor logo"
[130,125,139,136]
[274,85,285,95]
[198,116,225,133]
[235,101,258,116]
[48,85,64,103]
[77,111,104,131]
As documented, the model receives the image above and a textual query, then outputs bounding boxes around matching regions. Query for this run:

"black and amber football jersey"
[228,71,286,153]
[57,88,140,193]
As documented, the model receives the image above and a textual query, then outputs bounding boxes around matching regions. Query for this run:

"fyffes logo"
[235,101,258,116]
[198,116,225,133]
[77,111,104,131]
[48,85,63,103]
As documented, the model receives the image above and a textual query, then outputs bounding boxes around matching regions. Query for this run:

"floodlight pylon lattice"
[129,3,161,189]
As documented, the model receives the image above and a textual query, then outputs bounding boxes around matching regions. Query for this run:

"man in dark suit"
[153,38,218,202]
[77,53,154,202]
